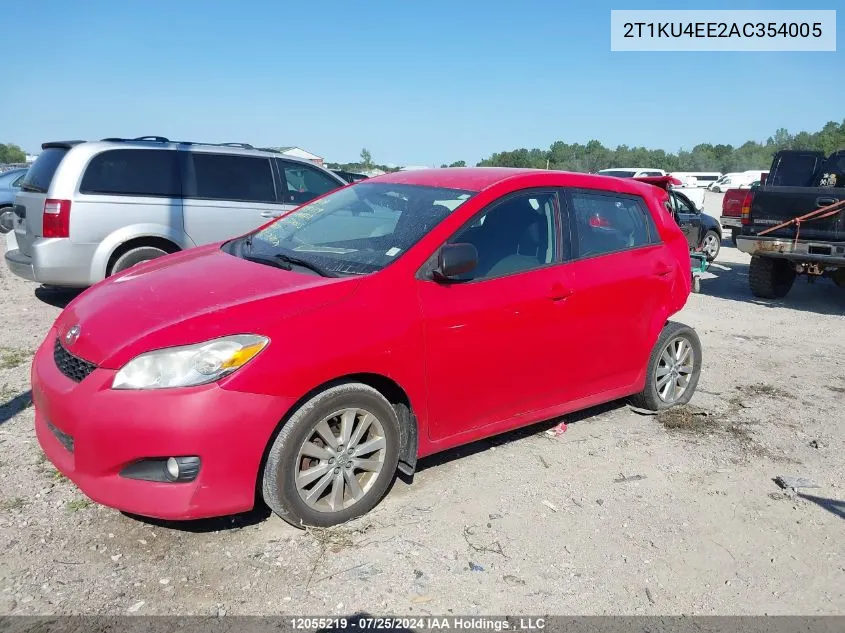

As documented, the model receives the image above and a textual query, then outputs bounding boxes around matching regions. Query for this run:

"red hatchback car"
[32,168,701,527]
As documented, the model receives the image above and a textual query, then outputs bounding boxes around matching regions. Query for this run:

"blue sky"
[2,0,841,166]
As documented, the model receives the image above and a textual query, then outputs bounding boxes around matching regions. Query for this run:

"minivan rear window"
[80,149,181,197]
[19,148,68,193]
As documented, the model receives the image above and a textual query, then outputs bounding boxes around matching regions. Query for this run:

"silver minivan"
[5,137,347,287]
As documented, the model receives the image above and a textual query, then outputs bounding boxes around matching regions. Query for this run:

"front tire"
[631,322,702,411]
[262,383,401,528]
[749,256,796,299]
[701,230,721,262]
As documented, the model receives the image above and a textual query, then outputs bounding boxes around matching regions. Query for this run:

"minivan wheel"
[262,383,401,528]
[630,322,702,411]
[109,246,169,276]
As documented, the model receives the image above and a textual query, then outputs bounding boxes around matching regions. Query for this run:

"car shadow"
[700,257,845,316]
[414,399,627,474]
[798,493,845,520]
[34,285,83,309]
[121,505,273,533]
[0,389,32,424]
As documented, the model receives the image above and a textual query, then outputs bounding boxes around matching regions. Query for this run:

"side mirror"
[0,210,15,234]
[433,243,478,281]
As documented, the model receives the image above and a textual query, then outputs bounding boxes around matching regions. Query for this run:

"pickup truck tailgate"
[750,187,844,241]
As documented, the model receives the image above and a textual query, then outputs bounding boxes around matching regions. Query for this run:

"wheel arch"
[254,372,420,507]
[90,224,195,282]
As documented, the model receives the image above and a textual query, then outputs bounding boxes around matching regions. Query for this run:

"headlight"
[112,334,269,390]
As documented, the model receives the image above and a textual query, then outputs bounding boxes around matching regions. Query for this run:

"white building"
[270,146,324,167]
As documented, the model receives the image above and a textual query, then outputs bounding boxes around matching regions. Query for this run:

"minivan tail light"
[43,199,71,238]
[740,191,753,225]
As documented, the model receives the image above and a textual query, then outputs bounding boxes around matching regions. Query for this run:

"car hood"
[54,245,361,369]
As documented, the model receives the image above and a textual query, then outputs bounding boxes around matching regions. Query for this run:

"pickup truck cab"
[736,150,845,298]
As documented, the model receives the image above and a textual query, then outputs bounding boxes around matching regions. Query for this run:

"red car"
[32,168,701,527]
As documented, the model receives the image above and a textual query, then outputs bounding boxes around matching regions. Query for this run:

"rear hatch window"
[19,148,69,193]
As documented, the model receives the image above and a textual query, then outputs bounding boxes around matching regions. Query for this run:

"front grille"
[47,421,74,453]
[53,338,97,382]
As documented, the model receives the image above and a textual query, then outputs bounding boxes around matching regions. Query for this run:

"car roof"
[371,167,667,198]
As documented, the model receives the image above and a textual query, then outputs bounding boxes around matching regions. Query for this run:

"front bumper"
[32,329,293,520]
[719,216,741,229]
[736,235,845,265]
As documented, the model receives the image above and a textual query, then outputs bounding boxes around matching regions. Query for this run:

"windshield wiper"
[273,253,338,277]
[242,254,293,270]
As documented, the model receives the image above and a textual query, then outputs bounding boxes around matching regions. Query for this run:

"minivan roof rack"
[99,137,257,150]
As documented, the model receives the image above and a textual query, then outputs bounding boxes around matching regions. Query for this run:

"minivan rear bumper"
[4,248,36,282]
[4,239,97,287]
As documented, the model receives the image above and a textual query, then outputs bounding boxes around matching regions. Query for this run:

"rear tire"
[631,322,702,411]
[109,246,169,276]
[730,229,738,247]
[749,256,796,299]
[262,382,401,528]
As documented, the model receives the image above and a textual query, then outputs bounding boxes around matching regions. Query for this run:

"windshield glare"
[248,182,475,275]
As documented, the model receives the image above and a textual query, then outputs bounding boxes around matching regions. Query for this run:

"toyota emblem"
[64,325,81,345]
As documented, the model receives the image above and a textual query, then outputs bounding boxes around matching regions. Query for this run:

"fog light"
[166,457,180,481]
[120,456,201,483]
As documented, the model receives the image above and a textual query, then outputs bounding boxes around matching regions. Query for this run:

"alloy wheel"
[655,337,695,404]
[294,408,387,513]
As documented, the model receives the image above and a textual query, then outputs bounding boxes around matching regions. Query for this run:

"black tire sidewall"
[263,383,401,528]
[110,246,169,276]
[636,322,703,411]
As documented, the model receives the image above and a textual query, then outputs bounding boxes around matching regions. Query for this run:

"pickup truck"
[736,150,845,298]
[720,188,748,245]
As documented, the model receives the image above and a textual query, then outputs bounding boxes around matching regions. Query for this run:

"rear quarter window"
[80,149,180,197]
[20,148,68,193]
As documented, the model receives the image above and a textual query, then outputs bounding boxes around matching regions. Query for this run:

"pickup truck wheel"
[630,322,702,411]
[702,231,720,261]
[749,256,796,299]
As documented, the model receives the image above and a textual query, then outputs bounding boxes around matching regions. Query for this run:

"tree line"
[0,143,26,164]
[471,120,845,173]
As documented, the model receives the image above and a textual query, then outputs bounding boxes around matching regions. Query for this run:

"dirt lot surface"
[1,192,843,616]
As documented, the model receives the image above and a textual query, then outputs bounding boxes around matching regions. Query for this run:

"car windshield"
[599,170,637,178]
[242,182,475,276]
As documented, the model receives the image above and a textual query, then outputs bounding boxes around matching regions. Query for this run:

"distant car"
[636,176,722,261]
[597,168,666,178]
[33,167,700,527]
[0,168,27,234]
[5,137,347,288]
[331,170,369,184]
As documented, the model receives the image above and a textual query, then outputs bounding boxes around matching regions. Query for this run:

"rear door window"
[80,149,180,197]
[569,191,657,258]
[278,159,342,205]
[20,148,68,193]
[188,153,276,202]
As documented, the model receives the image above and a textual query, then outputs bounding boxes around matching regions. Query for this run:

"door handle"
[816,197,838,208]
[261,211,283,218]
[548,283,573,301]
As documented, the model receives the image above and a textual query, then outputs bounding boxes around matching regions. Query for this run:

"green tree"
[0,143,26,164]
[448,160,466,167]
[360,148,373,169]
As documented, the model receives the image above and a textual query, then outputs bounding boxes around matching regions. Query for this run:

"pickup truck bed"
[736,149,845,298]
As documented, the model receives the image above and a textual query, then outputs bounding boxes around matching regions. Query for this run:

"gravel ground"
[1,192,843,616]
